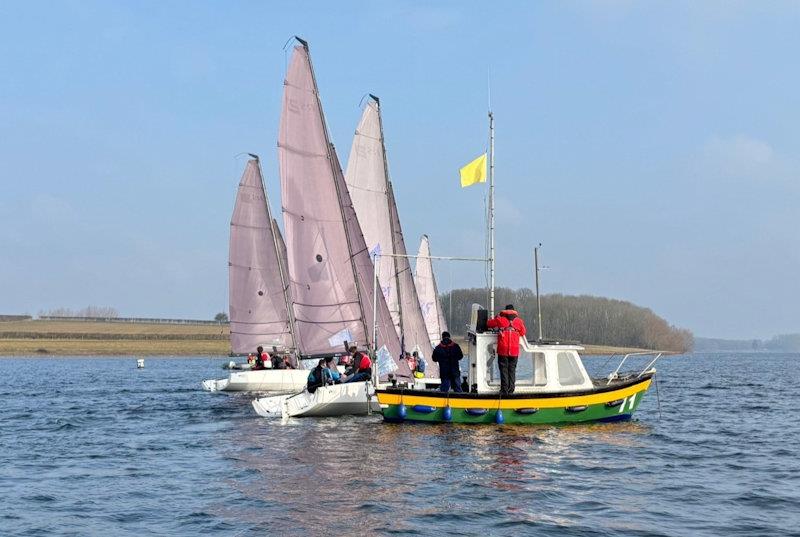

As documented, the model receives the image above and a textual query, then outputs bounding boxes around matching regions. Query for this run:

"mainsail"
[278,42,408,377]
[415,235,449,347]
[388,182,439,377]
[229,159,295,353]
[344,97,400,333]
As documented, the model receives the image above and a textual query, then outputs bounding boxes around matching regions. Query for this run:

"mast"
[252,154,298,352]
[372,95,405,349]
[299,38,372,350]
[535,243,542,341]
[488,111,495,316]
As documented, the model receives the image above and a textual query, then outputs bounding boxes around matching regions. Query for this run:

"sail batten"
[229,160,295,353]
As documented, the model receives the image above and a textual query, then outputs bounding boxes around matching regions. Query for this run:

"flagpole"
[488,110,495,317]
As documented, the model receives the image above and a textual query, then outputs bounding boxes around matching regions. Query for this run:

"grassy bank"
[0,320,229,356]
[0,320,653,357]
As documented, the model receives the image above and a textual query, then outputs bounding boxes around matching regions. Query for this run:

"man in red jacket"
[486,304,527,395]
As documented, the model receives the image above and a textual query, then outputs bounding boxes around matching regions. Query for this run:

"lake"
[1,353,797,536]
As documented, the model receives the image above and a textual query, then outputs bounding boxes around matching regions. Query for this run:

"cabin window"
[533,352,547,386]
[557,352,584,385]
[488,350,546,386]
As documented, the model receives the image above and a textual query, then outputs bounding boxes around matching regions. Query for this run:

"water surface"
[1,353,798,536]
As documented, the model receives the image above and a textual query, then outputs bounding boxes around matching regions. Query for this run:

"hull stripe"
[377,379,651,409]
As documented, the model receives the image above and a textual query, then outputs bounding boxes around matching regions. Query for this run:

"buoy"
[443,405,453,421]
[397,403,407,420]
[495,409,505,424]
[136,358,145,369]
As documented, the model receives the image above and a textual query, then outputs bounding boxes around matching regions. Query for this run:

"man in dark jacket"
[487,304,527,395]
[431,331,463,392]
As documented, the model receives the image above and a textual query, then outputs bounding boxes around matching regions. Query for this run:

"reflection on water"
[1,354,798,536]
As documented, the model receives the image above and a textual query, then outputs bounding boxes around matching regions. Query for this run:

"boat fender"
[412,405,436,414]
[466,408,488,416]
[566,405,588,413]
[514,408,539,415]
[605,399,625,408]
[397,404,407,420]
[443,405,453,421]
[494,409,505,424]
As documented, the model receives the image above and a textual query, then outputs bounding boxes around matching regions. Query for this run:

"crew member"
[307,358,331,393]
[344,352,372,383]
[252,346,269,370]
[487,304,527,395]
[432,332,463,392]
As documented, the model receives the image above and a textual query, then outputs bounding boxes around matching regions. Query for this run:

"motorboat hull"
[376,375,653,425]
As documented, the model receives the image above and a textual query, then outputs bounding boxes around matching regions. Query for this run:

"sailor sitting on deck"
[343,348,372,383]
[411,350,426,379]
[252,346,269,370]
[432,332,463,392]
[307,358,337,393]
[271,353,294,370]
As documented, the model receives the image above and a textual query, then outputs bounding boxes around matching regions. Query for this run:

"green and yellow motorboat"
[376,315,661,425]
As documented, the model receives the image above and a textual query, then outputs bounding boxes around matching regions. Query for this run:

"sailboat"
[203,158,308,393]
[252,38,410,418]
[375,113,663,425]
[414,234,448,347]
[343,95,438,379]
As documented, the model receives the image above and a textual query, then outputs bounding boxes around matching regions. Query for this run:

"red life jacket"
[487,309,527,357]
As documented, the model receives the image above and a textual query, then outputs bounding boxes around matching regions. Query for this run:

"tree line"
[439,287,694,352]
[38,306,119,318]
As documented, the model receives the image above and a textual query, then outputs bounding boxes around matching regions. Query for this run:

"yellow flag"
[460,153,487,188]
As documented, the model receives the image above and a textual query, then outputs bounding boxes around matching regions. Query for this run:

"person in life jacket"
[404,352,417,375]
[252,346,269,371]
[432,332,464,392]
[342,347,372,383]
[486,304,527,395]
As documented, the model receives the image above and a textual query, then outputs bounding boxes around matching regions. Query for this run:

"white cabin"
[467,331,594,394]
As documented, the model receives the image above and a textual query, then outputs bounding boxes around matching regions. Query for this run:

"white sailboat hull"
[202,369,308,393]
[252,382,379,418]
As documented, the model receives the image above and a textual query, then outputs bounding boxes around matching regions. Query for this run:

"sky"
[1,1,798,339]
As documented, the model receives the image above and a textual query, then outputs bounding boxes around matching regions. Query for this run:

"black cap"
[504,304,514,311]
[442,331,451,339]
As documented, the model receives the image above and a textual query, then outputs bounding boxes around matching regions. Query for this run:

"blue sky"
[1,1,798,339]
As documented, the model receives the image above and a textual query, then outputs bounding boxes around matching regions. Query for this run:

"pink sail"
[415,235,449,347]
[278,43,408,378]
[388,182,439,378]
[229,159,295,353]
[334,150,407,378]
[344,97,400,334]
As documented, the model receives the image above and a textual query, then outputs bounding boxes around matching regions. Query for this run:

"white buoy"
[137,358,145,369]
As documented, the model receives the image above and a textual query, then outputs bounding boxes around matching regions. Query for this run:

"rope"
[654,373,662,421]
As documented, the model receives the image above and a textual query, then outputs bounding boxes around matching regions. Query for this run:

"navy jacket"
[431,339,463,378]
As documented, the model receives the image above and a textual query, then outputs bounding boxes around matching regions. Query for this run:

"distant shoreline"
[0,319,653,357]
